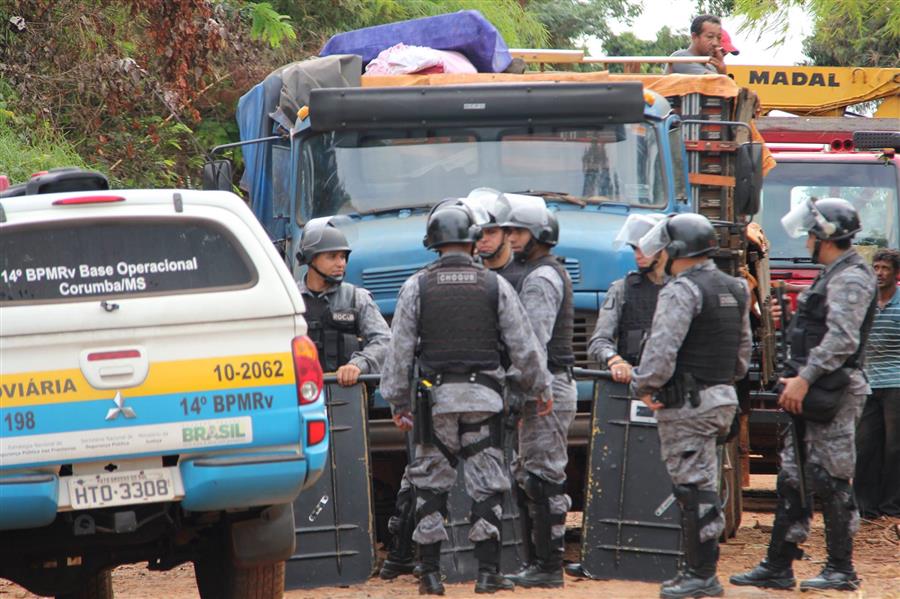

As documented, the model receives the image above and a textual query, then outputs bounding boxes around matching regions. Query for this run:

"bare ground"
[3,486,899,599]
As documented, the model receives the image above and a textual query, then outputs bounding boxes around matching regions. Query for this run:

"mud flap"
[439,442,526,582]
[579,380,682,582]
[285,383,375,588]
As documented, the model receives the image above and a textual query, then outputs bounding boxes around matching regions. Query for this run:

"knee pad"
[808,463,841,500]
[470,494,502,530]
[523,472,565,504]
[776,472,811,521]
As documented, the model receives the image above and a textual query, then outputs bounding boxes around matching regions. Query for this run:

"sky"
[587,0,815,66]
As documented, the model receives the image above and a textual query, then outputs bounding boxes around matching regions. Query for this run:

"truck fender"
[229,503,296,568]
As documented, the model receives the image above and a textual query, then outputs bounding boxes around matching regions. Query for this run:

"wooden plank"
[509,48,585,63]
[689,173,736,187]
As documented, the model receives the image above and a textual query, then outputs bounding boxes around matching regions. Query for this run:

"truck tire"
[194,542,285,599]
[56,569,113,599]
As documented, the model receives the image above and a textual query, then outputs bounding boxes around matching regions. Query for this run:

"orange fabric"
[746,222,769,254]
[607,73,741,98]
[751,120,778,177]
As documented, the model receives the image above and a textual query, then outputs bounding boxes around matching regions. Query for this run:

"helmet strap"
[812,237,823,264]
[514,238,537,263]
[310,262,344,286]
[664,256,675,276]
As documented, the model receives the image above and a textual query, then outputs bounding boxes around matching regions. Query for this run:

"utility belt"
[549,364,574,381]
[426,371,504,396]
[412,376,503,468]
[656,371,715,409]
[779,359,850,423]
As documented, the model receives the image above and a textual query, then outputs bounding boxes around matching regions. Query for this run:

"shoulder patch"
[602,295,616,310]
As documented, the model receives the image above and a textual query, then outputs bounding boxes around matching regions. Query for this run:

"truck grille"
[361,263,427,297]
[573,310,599,369]
[362,258,581,298]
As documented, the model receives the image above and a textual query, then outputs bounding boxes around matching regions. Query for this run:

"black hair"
[873,248,900,273]
[834,238,852,250]
[691,14,721,36]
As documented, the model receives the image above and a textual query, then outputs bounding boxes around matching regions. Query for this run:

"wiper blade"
[356,204,433,216]
[509,190,587,207]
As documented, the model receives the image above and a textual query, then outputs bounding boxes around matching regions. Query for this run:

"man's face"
[476,226,506,257]
[805,233,817,259]
[874,260,898,290]
[633,246,657,270]
[692,21,722,57]
[311,251,348,279]
[506,227,533,254]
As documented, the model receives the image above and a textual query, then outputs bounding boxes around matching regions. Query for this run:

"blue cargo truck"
[207,64,769,538]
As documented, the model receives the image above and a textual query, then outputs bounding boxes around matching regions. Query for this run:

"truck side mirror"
[202,159,233,192]
[734,142,762,216]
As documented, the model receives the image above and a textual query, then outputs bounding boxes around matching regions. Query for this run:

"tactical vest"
[674,267,746,385]
[418,255,502,374]
[617,271,661,365]
[303,282,361,373]
[519,255,575,372]
[495,256,527,289]
[788,253,877,369]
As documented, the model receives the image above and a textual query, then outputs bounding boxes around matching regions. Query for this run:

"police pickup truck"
[0,170,327,599]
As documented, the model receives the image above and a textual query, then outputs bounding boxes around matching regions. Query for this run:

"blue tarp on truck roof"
[319,10,513,73]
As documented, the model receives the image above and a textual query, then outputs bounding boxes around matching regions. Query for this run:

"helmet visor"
[613,213,665,250]
[780,199,836,239]
[637,218,671,257]
[301,215,357,246]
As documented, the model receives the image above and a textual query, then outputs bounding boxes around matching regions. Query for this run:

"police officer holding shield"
[297,217,391,384]
[502,199,576,589]
[588,213,667,383]
[380,203,554,595]
[631,213,751,599]
[731,198,876,592]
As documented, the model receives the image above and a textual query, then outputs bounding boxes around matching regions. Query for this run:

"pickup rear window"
[0,218,257,303]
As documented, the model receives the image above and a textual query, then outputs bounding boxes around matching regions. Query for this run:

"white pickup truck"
[0,174,327,599]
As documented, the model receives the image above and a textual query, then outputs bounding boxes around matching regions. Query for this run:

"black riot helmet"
[781,197,861,242]
[423,203,483,250]
[501,196,559,246]
[297,217,352,285]
[638,213,717,275]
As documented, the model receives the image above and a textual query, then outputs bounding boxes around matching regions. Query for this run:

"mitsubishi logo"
[105,391,136,421]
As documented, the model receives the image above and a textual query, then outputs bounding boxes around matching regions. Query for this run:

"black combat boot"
[731,475,806,590]
[799,474,860,591]
[417,542,444,596]
[507,474,565,588]
[660,538,723,599]
[380,486,417,579]
[474,540,514,594]
[564,562,588,578]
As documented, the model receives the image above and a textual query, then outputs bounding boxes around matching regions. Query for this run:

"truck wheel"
[194,543,285,599]
[56,569,113,599]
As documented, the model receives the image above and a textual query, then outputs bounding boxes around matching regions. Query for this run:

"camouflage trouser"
[777,390,865,544]
[657,405,735,542]
[407,410,509,545]
[513,403,576,540]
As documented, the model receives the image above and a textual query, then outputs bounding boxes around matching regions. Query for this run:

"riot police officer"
[469,189,528,288]
[297,217,390,384]
[588,213,667,383]
[730,198,876,592]
[380,204,554,595]
[502,198,576,589]
[631,213,751,599]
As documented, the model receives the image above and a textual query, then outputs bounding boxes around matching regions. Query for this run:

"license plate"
[68,468,176,510]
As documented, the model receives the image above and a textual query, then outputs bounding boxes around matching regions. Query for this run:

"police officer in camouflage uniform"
[380,204,554,595]
[632,213,751,599]
[379,191,529,581]
[588,213,667,383]
[297,217,390,384]
[731,198,877,592]
[502,198,576,589]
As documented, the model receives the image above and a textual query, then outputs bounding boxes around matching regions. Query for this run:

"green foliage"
[603,26,691,72]
[693,0,734,16]
[0,108,89,184]
[526,0,641,48]
[246,2,297,48]
[734,0,899,66]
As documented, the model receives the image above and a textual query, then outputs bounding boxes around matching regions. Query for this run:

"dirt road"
[2,509,898,599]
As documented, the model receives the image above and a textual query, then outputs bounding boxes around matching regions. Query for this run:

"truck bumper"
[0,473,59,529]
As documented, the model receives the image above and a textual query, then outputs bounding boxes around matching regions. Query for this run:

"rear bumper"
[0,444,328,531]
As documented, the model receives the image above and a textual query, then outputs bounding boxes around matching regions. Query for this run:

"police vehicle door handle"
[79,347,150,390]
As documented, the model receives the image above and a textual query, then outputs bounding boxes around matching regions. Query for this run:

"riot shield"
[286,383,375,588]
[579,379,681,582]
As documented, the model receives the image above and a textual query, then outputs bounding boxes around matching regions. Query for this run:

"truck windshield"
[299,123,665,219]
[759,161,899,261]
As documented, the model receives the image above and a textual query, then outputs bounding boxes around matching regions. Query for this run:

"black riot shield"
[579,379,681,582]
[285,383,375,588]
[439,445,526,582]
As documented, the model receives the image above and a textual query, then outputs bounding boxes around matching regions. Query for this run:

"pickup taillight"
[291,335,323,405]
